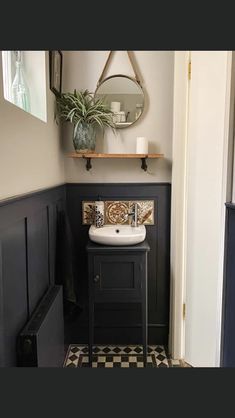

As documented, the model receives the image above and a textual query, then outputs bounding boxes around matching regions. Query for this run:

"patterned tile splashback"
[82,200,154,225]
[105,201,129,225]
[82,201,95,225]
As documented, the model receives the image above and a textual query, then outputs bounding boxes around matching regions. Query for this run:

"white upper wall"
[0,51,65,201]
[62,51,174,183]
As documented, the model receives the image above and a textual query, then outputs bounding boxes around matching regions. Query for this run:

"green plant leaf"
[56,89,116,131]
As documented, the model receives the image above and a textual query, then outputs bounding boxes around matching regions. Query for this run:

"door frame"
[169,51,190,360]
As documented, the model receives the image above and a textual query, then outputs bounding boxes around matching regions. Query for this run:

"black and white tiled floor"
[64,345,188,368]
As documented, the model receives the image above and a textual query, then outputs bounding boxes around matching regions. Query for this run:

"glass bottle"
[11,51,30,112]
[135,103,143,120]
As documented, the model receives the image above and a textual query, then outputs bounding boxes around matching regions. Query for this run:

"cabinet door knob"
[94,275,100,283]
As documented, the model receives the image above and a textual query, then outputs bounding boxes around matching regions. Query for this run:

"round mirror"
[95,75,144,128]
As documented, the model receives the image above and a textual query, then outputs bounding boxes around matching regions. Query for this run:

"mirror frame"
[95,74,145,129]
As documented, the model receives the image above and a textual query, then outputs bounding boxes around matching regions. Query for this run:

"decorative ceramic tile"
[82,200,155,225]
[82,201,95,225]
[105,201,129,225]
[94,201,105,228]
[129,200,154,225]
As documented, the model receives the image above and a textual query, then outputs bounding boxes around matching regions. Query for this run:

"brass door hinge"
[183,303,186,320]
[188,60,191,80]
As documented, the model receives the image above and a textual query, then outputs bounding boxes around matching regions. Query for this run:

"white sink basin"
[89,224,146,246]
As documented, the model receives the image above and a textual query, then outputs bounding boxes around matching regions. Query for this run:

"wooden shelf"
[67,153,164,171]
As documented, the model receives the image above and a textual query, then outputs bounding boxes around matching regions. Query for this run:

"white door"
[184,51,232,367]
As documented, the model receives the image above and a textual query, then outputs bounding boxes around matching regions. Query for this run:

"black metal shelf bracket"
[83,157,92,171]
[82,156,149,171]
[141,158,148,171]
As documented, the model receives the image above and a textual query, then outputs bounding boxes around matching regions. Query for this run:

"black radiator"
[17,285,64,367]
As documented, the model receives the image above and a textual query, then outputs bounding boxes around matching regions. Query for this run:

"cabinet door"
[92,253,145,303]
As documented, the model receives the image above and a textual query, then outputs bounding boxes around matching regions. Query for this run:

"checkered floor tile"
[63,345,185,368]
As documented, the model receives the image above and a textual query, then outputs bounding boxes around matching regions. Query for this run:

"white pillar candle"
[136,137,148,154]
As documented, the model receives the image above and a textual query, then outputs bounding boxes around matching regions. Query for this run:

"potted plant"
[56,89,116,153]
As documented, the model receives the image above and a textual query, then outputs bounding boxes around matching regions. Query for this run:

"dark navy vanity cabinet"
[87,240,150,366]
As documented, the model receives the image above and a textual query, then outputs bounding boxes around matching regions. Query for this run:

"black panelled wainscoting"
[0,185,66,366]
[65,183,171,345]
[221,203,235,366]
[0,182,171,366]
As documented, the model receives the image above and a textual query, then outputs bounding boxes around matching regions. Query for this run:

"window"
[2,51,47,122]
